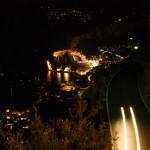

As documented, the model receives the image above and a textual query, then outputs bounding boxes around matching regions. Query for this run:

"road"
[108,62,150,150]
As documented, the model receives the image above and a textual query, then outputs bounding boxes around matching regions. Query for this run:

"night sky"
[53,0,150,9]
[0,0,150,70]
[1,0,150,11]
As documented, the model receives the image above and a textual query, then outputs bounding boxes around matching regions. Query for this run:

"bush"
[0,96,111,150]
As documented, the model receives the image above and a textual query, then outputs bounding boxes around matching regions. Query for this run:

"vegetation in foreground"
[0,97,112,150]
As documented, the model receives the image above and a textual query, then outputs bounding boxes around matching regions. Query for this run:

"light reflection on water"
[56,72,62,84]
[0,71,77,110]
[46,71,74,84]
[46,71,52,82]
[64,73,70,82]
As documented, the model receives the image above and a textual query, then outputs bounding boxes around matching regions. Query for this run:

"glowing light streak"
[121,107,128,150]
[130,107,140,150]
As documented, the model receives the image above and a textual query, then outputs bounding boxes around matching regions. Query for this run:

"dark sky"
[0,0,150,69]
[1,0,150,10]
[45,0,150,10]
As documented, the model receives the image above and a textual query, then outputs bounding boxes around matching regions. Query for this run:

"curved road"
[108,62,150,150]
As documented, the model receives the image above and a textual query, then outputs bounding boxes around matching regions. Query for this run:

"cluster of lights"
[47,48,130,75]
[60,85,76,91]
[53,50,97,75]
[46,9,91,23]
[100,44,133,50]
[56,66,72,72]
[99,48,130,67]
[102,55,130,66]
[46,60,72,73]
[53,49,86,61]
[2,109,31,130]
[75,67,92,75]
[77,60,99,68]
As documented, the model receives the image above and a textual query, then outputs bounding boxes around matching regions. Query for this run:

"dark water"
[0,68,77,115]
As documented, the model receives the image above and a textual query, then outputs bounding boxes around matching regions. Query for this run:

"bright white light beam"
[130,107,140,150]
[121,107,128,150]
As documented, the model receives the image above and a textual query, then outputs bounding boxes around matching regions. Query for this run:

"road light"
[130,37,133,40]
[134,45,139,50]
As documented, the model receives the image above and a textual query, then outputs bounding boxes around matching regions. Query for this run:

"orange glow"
[6,109,10,113]
[57,66,62,71]
[60,85,76,91]
[88,60,99,67]
[64,66,71,72]
[64,73,70,82]
[53,49,86,61]
[46,60,52,70]
[47,71,52,82]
